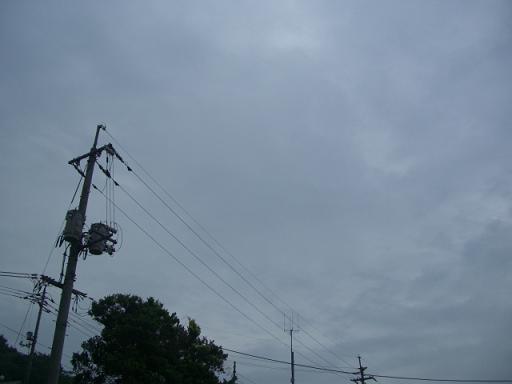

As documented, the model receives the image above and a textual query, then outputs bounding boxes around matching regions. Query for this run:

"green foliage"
[72,294,235,384]
[0,334,72,383]
[0,334,24,381]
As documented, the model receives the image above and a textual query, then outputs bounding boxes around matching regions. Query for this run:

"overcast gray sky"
[1,1,512,383]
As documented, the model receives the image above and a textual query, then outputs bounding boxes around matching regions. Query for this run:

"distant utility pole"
[351,356,375,384]
[47,125,118,384]
[231,361,237,383]
[284,313,300,384]
[23,280,47,384]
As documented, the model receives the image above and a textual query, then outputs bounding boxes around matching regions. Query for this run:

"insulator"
[62,209,84,243]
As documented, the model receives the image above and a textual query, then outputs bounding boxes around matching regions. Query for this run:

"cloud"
[1,1,511,383]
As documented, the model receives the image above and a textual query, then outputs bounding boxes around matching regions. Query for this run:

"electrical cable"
[223,347,356,375]
[368,374,512,383]
[0,285,34,296]
[104,129,357,367]
[0,321,22,335]
[0,291,28,300]
[15,301,33,344]
[0,271,37,279]
[101,149,349,371]
[233,359,334,375]
[92,184,291,352]
[67,310,102,334]
[115,183,285,332]
[46,304,96,339]
[0,305,74,369]
[236,371,260,384]
[103,173,340,370]
[223,348,512,383]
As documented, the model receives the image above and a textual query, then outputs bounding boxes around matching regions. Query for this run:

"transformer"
[62,209,84,243]
[87,223,117,255]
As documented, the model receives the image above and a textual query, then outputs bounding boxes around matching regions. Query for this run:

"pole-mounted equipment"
[47,124,120,384]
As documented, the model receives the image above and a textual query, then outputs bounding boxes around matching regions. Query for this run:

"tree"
[72,294,235,384]
[0,335,72,384]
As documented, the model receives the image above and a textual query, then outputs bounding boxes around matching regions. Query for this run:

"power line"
[224,347,356,375]
[68,311,102,334]
[93,184,291,351]
[97,156,343,370]
[223,348,512,383]
[46,304,98,338]
[0,311,74,371]
[115,182,285,332]
[0,321,23,336]
[237,371,260,384]
[0,321,52,352]
[102,176,345,370]
[47,309,94,340]
[369,374,512,383]
[16,301,33,344]
[104,128,357,368]
[232,358,337,375]
[0,271,38,279]
[132,165,356,367]
[105,134,353,370]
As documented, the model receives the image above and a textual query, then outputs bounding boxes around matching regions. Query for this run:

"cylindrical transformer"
[62,209,84,243]
[88,223,109,255]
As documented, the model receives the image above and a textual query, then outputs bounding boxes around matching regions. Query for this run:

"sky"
[1,1,512,383]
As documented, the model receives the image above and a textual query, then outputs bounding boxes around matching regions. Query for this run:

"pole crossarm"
[40,275,87,298]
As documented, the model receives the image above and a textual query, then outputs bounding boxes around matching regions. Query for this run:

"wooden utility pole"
[46,125,104,384]
[290,329,296,384]
[284,313,299,384]
[23,282,47,384]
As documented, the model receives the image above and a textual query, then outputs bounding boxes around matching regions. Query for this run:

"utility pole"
[289,328,296,384]
[351,356,375,384]
[46,125,105,384]
[284,313,299,384]
[23,282,47,384]
[231,361,237,383]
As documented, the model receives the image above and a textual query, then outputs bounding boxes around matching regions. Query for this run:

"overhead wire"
[123,169,350,368]
[92,184,292,352]
[98,167,344,370]
[103,128,356,368]
[0,322,74,367]
[46,304,96,339]
[236,371,260,384]
[68,310,103,334]
[0,277,39,345]
[114,182,288,336]
[231,358,335,375]
[223,347,512,383]
[104,138,352,371]
[0,271,38,279]
[15,300,33,345]
[0,290,29,300]
[0,277,100,357]
[367,374,512,383]
[224,347,356,375]
[0,285,34,296]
